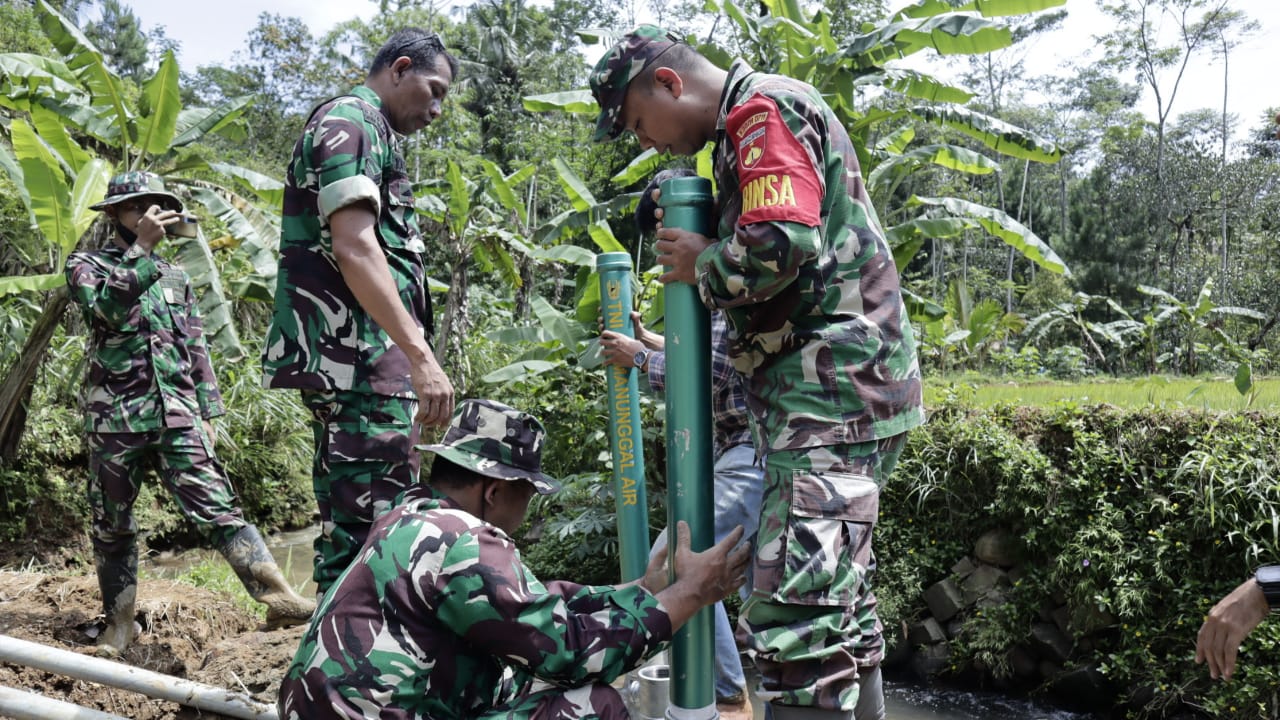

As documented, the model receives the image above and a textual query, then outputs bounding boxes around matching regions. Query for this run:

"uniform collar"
[716,59,757,135]
[351,84,383,109]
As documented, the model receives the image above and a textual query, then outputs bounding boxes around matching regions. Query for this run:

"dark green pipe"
[596,252,650,582]
[658,177,716,715]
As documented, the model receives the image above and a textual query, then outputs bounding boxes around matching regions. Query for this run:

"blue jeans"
[654,443,764,702]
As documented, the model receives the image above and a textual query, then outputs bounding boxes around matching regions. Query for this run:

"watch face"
[1258,565,1280,584]
[633,350,647,368]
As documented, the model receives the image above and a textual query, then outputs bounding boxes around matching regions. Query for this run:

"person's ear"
[482,478,501,507]
[653,67,683,99]
[392,57,413,81]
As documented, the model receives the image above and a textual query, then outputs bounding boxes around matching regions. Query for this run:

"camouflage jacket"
[65,246,225,433]
[697,60,925,452]
[278,485,671,720]
[262,85,432,398]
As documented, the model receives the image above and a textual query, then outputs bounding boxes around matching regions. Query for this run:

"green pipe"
[597,252,651,582]
[657,176,716,716]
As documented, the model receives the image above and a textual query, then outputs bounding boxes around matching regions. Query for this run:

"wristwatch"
[1256,565,1280,611]
[632,349,650,371]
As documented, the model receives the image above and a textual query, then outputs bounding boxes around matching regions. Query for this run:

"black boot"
[94,545,138,657]
[219,525,316,629]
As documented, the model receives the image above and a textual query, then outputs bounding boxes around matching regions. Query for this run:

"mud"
[0,570,303,719]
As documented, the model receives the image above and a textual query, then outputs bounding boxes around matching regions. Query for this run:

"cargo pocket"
[772,469,879,607]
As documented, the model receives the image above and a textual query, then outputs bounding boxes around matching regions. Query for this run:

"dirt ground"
[0,569,303,719]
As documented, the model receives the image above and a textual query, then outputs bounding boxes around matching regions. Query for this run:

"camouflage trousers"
[87,426,247,557]
[300,390,418,595]
[739,434,906,712]
[481,677,627,720]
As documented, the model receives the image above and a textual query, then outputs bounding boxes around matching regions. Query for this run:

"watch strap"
[1256,565,1280,611]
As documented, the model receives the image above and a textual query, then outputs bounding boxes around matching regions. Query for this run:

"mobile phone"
[165,215,200,238]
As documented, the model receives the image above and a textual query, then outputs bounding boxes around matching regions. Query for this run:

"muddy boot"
[94,546,138,658]
[220,525,316,629]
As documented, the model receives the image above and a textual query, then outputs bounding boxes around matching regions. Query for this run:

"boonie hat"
[90,171,184,212]
[589,25,683,142]
[419,399,560,494]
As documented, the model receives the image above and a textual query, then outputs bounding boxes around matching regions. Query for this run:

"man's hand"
[202,419,216,449]
[1196,578,1270,680]
[134,204,181,253]
[599,330,646,369]
[654,521,750,630]
[409,351,455,429]
[655,227,714,285]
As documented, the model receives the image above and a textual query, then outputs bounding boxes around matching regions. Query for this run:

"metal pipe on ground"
[0,634,279,720]
[0,684,128,720]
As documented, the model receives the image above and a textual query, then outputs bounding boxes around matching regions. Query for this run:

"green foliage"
[879,399,1280,718]
[167,556,263,619]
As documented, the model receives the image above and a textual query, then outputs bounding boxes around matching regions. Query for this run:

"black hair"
[635,168,698,235]
[428,455,489,490]
[369,29,460,81]
[634,43,702,95]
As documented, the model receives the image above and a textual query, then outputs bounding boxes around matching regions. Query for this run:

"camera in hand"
[165,215,200,238]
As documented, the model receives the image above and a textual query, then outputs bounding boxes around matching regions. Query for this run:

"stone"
[951,556,977,579]
[960,564,1009,605]
[1052,605,1072,637]
[1048,664,1114,712]
[909,642,951,679]
[974,529,1023,567]
[923,578,965,622]
[1008,645,1038,678]
[907,617,947,647]
[1029,622,1073,663]
[1070,603,1117,636]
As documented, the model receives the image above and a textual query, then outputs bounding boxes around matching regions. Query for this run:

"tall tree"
[83,0,148,81]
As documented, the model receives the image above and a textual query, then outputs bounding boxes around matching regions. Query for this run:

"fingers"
[417,393,455,429]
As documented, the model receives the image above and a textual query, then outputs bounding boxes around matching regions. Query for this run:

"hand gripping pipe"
[657,176,716,720]
[597,252,651,582]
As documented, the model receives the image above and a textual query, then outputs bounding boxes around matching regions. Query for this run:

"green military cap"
[588,24,683,143]
[419,399,560,494]
[90,171,184,212]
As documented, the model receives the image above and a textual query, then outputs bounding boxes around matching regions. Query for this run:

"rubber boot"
[94,545,138,658]
[220,525,316,629]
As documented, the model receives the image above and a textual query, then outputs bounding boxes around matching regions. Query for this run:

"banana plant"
[414,157,539,389]
[1137,279,1266,387]
[524,0,1070,336]
[0,0,268,459]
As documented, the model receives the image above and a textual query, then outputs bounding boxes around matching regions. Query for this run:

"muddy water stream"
[145,527,1093,720]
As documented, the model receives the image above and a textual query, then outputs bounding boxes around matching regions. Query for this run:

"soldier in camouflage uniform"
[262,29,458,595]
[65,172,316,658]
[278,398,751,720]
[590,27,925,720]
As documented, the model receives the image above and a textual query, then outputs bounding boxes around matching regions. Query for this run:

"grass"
[925,375,1280,410]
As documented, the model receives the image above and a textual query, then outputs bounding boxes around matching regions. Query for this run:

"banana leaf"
[910,195,1069,275]
[0,273,64,297]
[910,105,1061,163]
[135,51,181,158]
[11,118,73,253]
[36,0,131,157]
[171,95,254,148]
[166,225,244,359]
[522,90,597,114]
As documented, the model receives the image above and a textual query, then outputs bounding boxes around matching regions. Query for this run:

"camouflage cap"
[589,25,682,143]
[90,171,184,212]
[419,399,560,494]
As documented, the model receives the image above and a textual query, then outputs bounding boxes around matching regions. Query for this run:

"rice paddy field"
[924,375,1280,410]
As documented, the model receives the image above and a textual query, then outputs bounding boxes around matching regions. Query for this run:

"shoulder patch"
[725,95,822,227]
